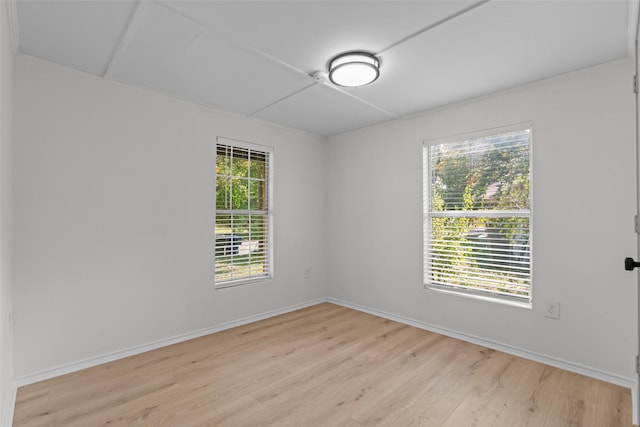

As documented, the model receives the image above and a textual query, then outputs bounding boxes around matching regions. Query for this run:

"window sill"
[215,276,272,290]
[425,284,532,309]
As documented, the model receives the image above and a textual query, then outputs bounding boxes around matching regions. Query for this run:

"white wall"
[12,55,327,378]
[0,1,14,424]
[10,43,638,405]
[328,59,637,382]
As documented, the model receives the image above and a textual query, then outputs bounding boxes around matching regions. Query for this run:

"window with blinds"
[215,138,272,287]
[423,125,532,304]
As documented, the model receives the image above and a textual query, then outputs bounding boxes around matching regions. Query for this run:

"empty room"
[1,0,640,426]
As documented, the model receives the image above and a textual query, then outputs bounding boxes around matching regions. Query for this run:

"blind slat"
[216,142,272,285]
[424,126,532,301]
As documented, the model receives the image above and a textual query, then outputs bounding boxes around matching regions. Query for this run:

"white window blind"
[215,138,272,287]
[423,126,532,303]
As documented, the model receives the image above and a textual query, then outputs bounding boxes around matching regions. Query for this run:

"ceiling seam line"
[6,0,19,54]
[153,1,209,52]
[323,85,399,119]
[158,1,311,79]
[236,44,312,78]
[633,0,640,50]
[154,1,207,30]
[247,83,319,117]
[103,0,147,79]
[376,0,491,55]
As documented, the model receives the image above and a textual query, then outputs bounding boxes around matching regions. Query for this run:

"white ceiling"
[15,0,631,137]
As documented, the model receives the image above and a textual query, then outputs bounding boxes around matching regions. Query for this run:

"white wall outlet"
[304,267,312,279]
[544,300,560,319]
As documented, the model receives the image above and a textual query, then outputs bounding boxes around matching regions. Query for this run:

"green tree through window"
[424,127,532,302]
[215,139,272,286]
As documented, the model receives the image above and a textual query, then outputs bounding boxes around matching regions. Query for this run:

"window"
[423,125,532,304]
[215,137,272,287]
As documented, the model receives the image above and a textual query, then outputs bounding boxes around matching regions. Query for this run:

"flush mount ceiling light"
[328,52,380,88]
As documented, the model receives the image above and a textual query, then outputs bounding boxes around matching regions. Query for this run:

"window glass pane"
[425,127,531,303]
[215,140,272,286]
[230,178,249,210]
[216,147,230,176]
[431,130,530,211]
[215,176,230,210]
[249,180,265,210]
[249,154,267,179]
[231,148,250,178]
[215,213,268,282]
[429,216,530,296]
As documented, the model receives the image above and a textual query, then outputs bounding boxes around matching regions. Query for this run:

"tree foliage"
[428,133,531,297]
[215,149,269,278]
[216,153,267,234]
[432,141,529,211]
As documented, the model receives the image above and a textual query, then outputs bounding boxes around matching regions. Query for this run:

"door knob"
[625,257,640,271]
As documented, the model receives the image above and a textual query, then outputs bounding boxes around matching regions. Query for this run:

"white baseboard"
[14,298,327,388]
[1,381,16,427]
[327,297,639,425]
[634,386,639,426]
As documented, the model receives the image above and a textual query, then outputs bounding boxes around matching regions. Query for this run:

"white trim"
[103,0,148,79]
[377,0,490,55]
[423,121,533,149]
[632,1,640,425]
[214,276,272,290]
[249,83,319,118]
[157,1,309,80]
[634,385,639,426]
[6,0,19,54]
[327,296,638,424]
[426,284,532,309]
[423,123,533,305]
[629,0,640,61]
[215,136,274,154]
[322,84,398,119]
[1,381,16,427]
[14,298,326,387]
[214,137,274,288]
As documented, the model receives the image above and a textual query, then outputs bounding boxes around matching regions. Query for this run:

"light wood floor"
[13,303,632,426]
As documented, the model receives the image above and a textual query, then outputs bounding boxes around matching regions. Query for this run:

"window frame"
[422,123,533,307]
[214,136,274,289]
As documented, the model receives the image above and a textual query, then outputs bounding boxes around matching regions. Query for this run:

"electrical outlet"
[544,300,560,319]
[304,267,312,279]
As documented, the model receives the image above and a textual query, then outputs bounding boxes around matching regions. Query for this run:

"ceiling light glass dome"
[328,52,380,87]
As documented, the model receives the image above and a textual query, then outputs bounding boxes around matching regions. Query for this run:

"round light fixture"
[328,52,380,87]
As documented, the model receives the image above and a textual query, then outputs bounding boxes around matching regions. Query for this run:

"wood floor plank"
[593,381,633,427]
[283,325,434,425]
[487,362,563,426]
[354,344,509,426]
[342,334,461,425]
[544,371,601,427]
[439,351,520,427]
[12,387,51,427]
[336,418,364,427]
[13,303,632,426]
